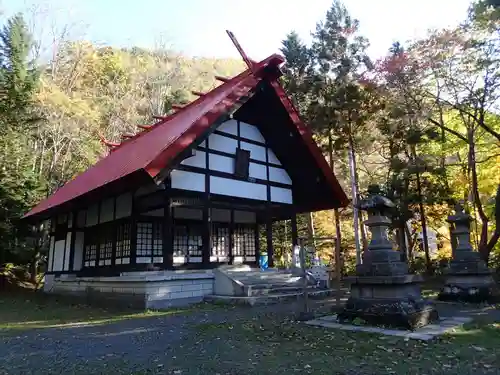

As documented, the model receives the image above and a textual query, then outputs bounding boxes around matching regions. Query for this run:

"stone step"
[227,272,297,279]
[234,276,302,285]
[205,288,337,306]
[244,284,306,297]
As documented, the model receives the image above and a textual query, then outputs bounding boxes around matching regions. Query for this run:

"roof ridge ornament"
[226,30,256,74]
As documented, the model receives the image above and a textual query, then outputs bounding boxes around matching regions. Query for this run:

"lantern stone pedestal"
[438,203,494,303]
[337,186,438,330]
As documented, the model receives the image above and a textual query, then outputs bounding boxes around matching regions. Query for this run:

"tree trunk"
[467,129,491,262]
[327,131,343,275]
[348,136,362,264]
[410,144,432,273]
[479,185,500,263]
[30,254,39,284]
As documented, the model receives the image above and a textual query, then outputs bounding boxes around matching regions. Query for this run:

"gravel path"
[0,298,499,375]
[0,303,299,375]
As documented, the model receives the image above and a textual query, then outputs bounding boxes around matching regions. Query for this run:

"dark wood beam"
[163,180,173,269]
[68,211,77,271]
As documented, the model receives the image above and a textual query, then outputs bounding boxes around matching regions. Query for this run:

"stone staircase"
[205,265,335,306]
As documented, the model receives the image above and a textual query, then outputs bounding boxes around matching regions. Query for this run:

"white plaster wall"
[217,119,238,135]
[267,149,282,166]
[269,166,292,185]
[52,240,65,272]
[73,232,84,271]
[249,163,267,180]
[210,176,267,201]
[171,170,205,192]
[181,150,206,168]
[209,154,233,173]
[170,119,294,204]
[240,141,266,162]
[208,133,238,153]
[239,122,266,143]
[270,186,293,204]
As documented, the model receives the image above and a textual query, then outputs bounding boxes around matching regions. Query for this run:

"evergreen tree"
[0,14,44,275]
[279,31,313,115]
[307,0,376,264]
[0,13,39,131]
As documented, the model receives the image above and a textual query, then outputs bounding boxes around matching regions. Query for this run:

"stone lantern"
[438,202,494,302]
[338,185,438,330]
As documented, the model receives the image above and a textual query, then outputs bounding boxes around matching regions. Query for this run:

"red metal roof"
[24,54,348,220]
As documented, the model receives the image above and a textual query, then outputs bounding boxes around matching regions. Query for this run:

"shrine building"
[24,52,348,308]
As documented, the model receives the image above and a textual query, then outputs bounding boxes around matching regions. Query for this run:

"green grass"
[1,288,499,374]
[0,290,208,332]
[192,315,500,375]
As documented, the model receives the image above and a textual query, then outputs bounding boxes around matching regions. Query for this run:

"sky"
[2,0,473,61]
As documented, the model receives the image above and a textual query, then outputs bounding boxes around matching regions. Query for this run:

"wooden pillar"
[229,209,234,264]
[254,222,260,267]
[95,202,102,268]
[163,186,173,269]
[266,215,274,268]
[111,197,117,267]
[68,211,77,271]
[202,206,211,267]
[130,192,137,265]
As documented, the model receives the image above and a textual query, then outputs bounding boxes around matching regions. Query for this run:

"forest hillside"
[0,0,499,282]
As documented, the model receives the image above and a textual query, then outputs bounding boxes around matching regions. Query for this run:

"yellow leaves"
[36,81,99,125]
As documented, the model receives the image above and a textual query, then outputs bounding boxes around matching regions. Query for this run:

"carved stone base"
[338,275,438,330]
[338,296,438,330]
[438,273,494,303]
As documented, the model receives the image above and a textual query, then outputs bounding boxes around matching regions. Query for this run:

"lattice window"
[84,229,98,267]
[233,226,256,261]
[136,222,153,256]
[173,225,188,258]
[211,224,229,262]
[153,222,163,256]
[152,222,163,263]
[116,222,131,264]
[135,221,163,264]
[99,226,113,266]
[173,223,202,263]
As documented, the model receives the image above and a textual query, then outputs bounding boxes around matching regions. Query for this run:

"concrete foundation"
[45,270,214,309]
